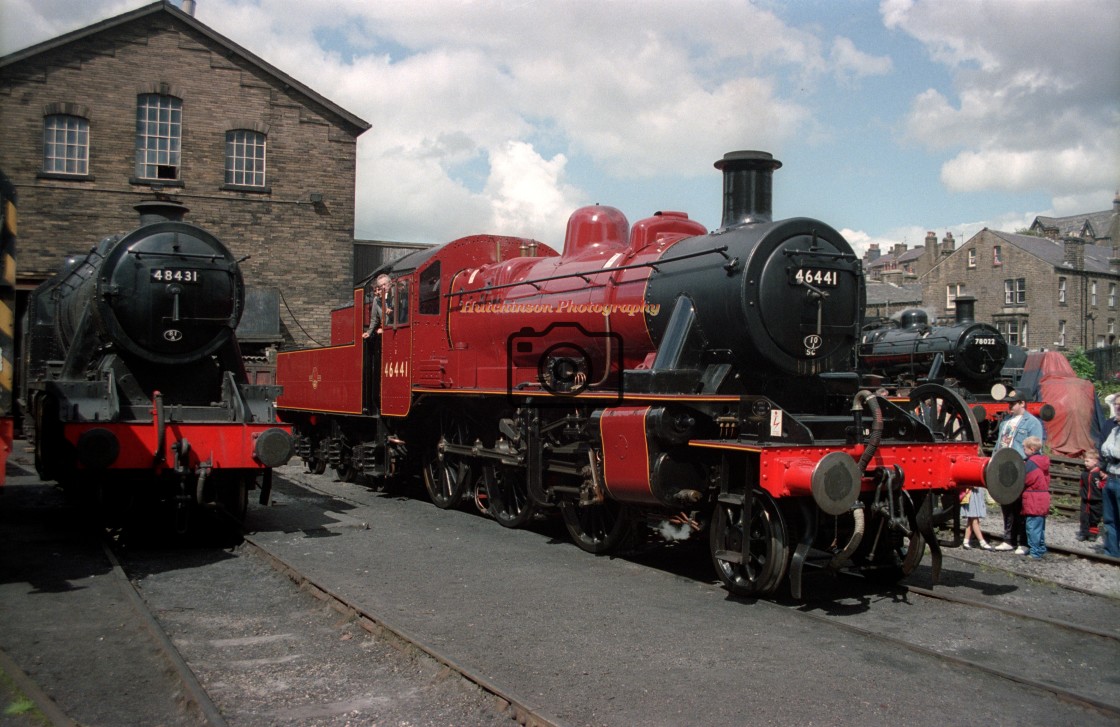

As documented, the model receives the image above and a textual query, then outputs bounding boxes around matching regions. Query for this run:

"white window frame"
[1058,277,1067,304]
[1004,278,1026,305]
[967,249,976,268]
[135,94,182,180]
[946,283,962,310]
[225,129,266,187]
[43,114,89,175]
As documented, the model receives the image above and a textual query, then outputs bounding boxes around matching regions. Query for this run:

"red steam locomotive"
[277,151,1024,598]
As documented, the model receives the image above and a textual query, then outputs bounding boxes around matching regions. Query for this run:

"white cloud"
[886,0,1120,214]
[484,142,583,240]
[830,37,892,83]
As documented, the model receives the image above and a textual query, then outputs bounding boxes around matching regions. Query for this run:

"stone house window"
[1059,320,1066,348]
[1004,278,1026,305]
[946,283,962,310]
[1110,283,1117,309]
[135,93,182,180]
[1091,281,1098,306]
[42,113,89,175]
[1109,319,1115,337]
[967,249,976,268]
[1059,277,1067,304]
[993,245,1002,266]
[225,129,266,187]
[1000,319,1026,346]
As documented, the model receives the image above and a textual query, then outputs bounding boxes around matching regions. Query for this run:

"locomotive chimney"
[135,200,189,225]
[714,150,782,229]
[955,295,977,324]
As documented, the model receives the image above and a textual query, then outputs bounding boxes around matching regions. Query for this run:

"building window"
[225,129,266,187]
[1091,281,1098,307]
[1059,320,1066,348]
[1000,319,1022,346]
[135,94,182,180]
[993,245,1002,266]
[1098,335,1107,348]
[42,114,89,175]
[1004,278,1026,305]
[1110,283,1116,309]
[967,249,976,268]
[946,283,962,310]
[1109,318,1116,337]
[1059,277,1067,304]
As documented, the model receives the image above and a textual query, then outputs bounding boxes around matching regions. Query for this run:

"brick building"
[920,195,1120,351]
[0,0,369,348]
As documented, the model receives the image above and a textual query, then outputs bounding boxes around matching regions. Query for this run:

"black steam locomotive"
[23,201,292,528]
[858,297,1039,442]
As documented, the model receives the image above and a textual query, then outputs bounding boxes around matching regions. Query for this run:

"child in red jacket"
[1078,451,1105,541]
[1022,436,1051,559]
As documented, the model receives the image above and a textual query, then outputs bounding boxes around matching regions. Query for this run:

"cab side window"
[389,279,410,326]
[419,262,441,315]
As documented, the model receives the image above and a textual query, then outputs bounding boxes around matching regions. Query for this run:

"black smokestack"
[714,150,782,229]
[955,295,976,323]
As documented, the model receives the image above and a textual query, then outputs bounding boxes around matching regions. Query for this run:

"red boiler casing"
[447,207,708,392]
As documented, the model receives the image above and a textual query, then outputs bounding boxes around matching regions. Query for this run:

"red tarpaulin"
[1031,352,1099,458]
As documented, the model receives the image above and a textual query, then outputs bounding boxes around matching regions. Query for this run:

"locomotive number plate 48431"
[150,269,201,283]
[791,268,840,287]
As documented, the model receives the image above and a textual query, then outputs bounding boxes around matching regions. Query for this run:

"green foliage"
[1065,348,1095,379]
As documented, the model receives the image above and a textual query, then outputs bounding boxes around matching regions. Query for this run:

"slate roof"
[0,0,370,136]
[865,281,923,306]
[1031,209,1116,242]
[983,229,1115,273]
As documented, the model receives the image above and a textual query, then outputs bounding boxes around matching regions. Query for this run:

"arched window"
[43,114,89,175]
[135,93,182,180]
[225,129,266,187]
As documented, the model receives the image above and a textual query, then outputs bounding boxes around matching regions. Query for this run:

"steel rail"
[242,534,567,727]
[100,540,229,727]
[773,597,1120,720]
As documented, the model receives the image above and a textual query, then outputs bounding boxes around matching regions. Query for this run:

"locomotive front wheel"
[560,499,633,554]
[857,491,926,584]
[484,464,536,528]
[331,423,358,482]
[908,384,982,446]
[710,490,789,598]
[306,455,327,476]
[422,415,473,509]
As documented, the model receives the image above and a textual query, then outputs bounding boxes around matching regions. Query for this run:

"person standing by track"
[1098,403,1120,558]
[1077,451,1106,542]
[1021,436,1051,560]
[992,390,1043,554]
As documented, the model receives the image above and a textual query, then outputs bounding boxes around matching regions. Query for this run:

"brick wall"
[0,14,360,345]
[922,229,1120,350]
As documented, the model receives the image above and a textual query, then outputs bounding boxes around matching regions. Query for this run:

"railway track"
[255,470,1120,724]
[100,539,228,726]
[777,584,1120,720]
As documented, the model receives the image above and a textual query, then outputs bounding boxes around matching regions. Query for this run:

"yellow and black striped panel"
[0,170,15,419]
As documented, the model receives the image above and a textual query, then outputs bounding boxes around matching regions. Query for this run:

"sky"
[1,0,1118,258]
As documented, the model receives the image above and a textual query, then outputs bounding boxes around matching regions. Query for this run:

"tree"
[1065,348,1095,379]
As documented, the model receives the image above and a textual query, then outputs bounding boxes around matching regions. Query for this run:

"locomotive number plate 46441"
[150,269,201,283]
[791,268,840,287]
